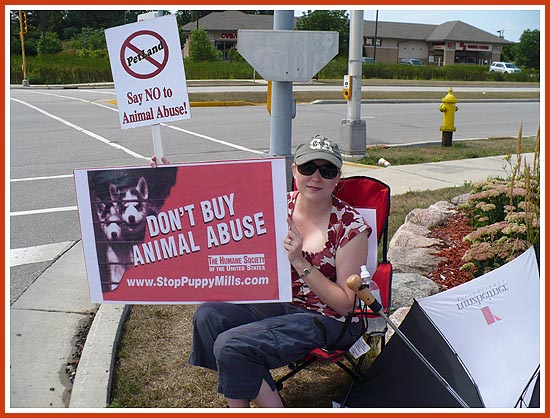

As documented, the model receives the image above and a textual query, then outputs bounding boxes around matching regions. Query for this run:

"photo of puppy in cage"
[88,167,177,292]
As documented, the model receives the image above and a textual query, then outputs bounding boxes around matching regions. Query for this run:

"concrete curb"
[69,304,131,408]
[311,98,540,105]
[191,100,258,107]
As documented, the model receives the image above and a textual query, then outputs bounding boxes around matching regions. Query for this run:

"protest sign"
[105,14,191,129]
[74,158,290,304]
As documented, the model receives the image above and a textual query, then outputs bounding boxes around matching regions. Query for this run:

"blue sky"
[293,7,541,43]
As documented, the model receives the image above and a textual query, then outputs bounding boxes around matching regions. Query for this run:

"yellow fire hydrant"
[439,87,458,147]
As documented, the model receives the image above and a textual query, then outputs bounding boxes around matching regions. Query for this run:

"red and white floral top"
[287,191,372,321]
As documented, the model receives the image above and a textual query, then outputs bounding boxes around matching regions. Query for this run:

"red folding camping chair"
[275,176,393,407]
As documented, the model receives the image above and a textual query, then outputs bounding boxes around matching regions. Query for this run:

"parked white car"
[400,58,423,66]
[489,62,521,74]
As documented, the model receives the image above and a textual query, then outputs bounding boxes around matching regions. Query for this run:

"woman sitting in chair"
[152,135,371,407]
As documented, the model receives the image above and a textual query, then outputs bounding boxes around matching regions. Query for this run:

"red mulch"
[427,212,475,290]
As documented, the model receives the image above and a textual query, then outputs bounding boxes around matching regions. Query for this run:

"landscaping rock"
[388,222,441,249]
[451,193,470,206]
[390,272,439,311]
[388,247,444,276]
[405,201,457,229]
[388,201,458,276]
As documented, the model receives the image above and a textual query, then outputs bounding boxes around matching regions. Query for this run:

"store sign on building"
[457,42,491,51]
[220,33,237,39]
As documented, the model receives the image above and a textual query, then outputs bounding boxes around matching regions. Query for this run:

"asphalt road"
[8,86,540,304]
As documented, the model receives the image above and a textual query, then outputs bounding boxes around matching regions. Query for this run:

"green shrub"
[188,28,220,62]
[74,49,109,59]
[9,51,540,84]
[317,57,348,79]
[439,64,485,81]
[226,47,245,63]
[183,60,255,79]
[67,27,107,51]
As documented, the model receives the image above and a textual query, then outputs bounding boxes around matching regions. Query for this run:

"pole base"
[441,131,453,147]
[22,79,29,87]
[340,119,366,158]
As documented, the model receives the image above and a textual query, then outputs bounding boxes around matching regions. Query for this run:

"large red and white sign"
[74,158,291,304]
[105,14,191,129]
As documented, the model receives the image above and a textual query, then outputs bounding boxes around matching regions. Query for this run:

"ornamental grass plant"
[459,125,540,277]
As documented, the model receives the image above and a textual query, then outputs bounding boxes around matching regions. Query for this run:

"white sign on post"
[237,30,338,82]
[105,14,191,129]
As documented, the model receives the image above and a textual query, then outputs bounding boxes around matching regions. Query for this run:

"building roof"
[183,11,514,45]
[181,10,275,32]
[364,19,512,44]
[363,20,437,40]
[427,20,512,44]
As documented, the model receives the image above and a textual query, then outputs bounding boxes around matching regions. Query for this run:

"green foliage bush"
[183,60,256,79]
[226,47,246,63]
[188,28,220,62]
[9,51,540,85]
[66,27,107,51]
[315,58,539,82]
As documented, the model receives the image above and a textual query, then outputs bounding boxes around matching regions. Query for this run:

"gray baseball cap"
[294,135,343,169]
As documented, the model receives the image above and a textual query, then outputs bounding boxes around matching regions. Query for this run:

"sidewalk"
[8,154,533,409]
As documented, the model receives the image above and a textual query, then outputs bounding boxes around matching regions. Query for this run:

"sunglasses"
[297,161,340,179]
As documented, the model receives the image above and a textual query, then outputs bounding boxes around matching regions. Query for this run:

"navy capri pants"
[189,302,363,400]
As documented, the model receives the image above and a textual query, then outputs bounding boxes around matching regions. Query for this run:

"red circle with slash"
[120,30,169,79]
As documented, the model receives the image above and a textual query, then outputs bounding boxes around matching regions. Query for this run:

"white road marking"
[10,174,74,182]
[10,241,74,267]
[9,93,264,219]
[25,89,117,111]
[10,206,77,217]
[19,90,263,155]
[10,97,149,161]
[164,124,264,155]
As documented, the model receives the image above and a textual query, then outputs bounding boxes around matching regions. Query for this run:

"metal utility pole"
[269,10,295,190]
[373,10,379,62]
[340,10,366,158]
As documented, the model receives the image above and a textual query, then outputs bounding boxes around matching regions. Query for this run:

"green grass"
[360,136,537,166]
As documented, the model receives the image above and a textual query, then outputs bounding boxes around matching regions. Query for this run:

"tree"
[37,31,63,54]
[512,29,539,69]
[29,11,64,54]
[296,10,349,57]
[188,28,220,61]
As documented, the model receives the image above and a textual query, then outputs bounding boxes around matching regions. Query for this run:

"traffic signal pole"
[340,10,366,158]
[237,13,338,190]
[269,10,295,191]
[18,10,29,87]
